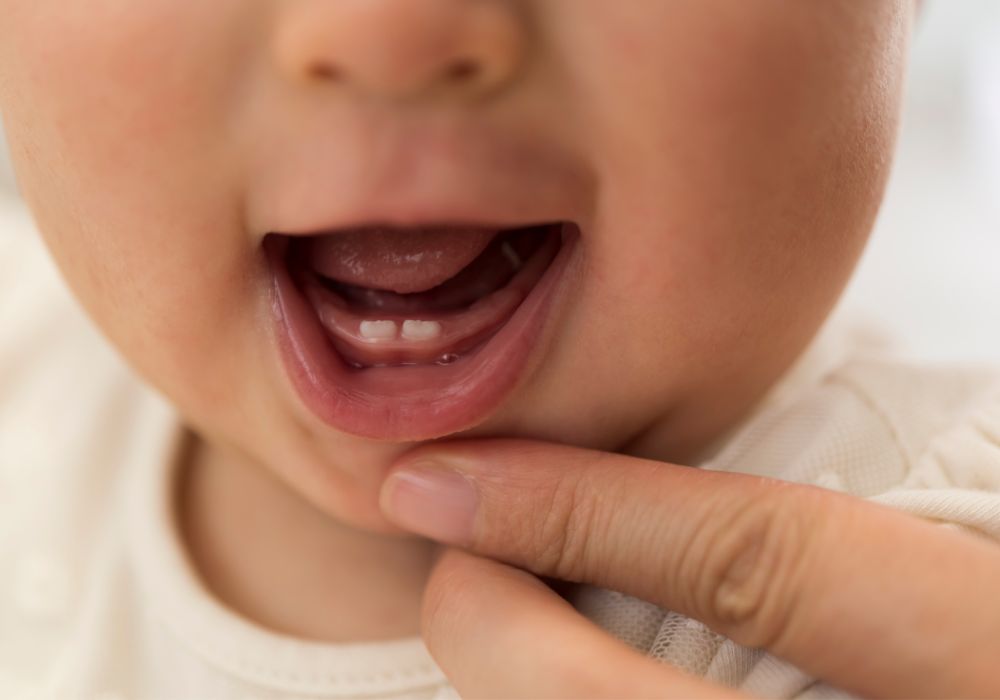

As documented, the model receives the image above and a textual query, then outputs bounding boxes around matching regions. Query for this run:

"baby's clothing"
[3,199,1000,700]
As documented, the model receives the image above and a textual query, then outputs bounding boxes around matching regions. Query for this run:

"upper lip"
[245,119,594,237]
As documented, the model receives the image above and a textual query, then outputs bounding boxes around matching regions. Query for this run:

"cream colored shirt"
[3,197,1000,699]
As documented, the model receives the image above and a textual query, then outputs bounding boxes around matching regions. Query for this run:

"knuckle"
[532,471,590,578]
[689,484,822,648]
[505,452,609,581]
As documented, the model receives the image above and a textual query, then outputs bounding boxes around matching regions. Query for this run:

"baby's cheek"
[0,2,263,394]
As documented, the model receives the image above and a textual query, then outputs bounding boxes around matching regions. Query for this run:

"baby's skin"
[0,0,910,653]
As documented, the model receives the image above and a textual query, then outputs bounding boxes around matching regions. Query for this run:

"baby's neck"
[176,434,439,642]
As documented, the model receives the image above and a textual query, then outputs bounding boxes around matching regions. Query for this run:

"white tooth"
[401,320,442,341]
[359,320,398,340]
[501,241,522,270]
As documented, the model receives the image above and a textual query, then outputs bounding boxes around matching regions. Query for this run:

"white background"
[2,1,999,363]
[840,0,1000,362]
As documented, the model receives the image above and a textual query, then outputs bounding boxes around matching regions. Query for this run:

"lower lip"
[264,229,578,441]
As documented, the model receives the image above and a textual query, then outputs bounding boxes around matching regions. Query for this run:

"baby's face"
[0,1,912,531]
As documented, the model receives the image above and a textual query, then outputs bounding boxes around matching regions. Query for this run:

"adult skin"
[380,439,1000,698]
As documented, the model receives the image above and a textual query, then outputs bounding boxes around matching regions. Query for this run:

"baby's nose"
[273,0,526,102]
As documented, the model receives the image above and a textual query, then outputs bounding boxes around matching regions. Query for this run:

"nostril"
[308,62,344,82]
[443,58,481,84]
[305,58,480,91]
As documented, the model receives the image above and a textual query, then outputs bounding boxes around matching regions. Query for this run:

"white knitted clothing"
[3,198,1000,699]
[572,341,1000,698]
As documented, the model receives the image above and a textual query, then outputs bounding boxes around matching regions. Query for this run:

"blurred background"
[1,0,998,363]
[839,0,1000,363]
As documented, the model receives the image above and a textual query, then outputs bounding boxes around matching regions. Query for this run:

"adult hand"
[378,440,1000,699]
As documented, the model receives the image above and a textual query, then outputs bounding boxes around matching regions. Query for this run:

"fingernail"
[381,464,478,545]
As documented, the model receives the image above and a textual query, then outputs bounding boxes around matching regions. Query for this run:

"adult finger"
[381,439,1000,698]
[421,547,742,699]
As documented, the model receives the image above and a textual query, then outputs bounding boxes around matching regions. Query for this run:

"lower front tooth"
[359,320,398,341]
[401,320,442,341]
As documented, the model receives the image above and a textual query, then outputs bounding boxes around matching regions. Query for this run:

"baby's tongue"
[304,226,498,294]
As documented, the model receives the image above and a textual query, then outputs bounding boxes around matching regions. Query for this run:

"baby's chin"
[288,412,582,536]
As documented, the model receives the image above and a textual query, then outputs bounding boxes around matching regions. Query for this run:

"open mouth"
[264,221,578,441]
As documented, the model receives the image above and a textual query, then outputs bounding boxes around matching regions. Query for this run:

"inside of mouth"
[284,223,564,369]
[313,226,547,314]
